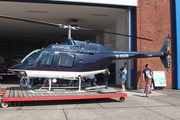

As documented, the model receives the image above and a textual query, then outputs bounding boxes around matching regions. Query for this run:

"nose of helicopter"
[9,69,27,78]
[8,64,27,78]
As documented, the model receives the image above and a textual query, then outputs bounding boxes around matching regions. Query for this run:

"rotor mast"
[68,25,72,40]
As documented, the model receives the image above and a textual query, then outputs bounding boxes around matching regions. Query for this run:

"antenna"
[56,37,62,44]
[42,38,50,49]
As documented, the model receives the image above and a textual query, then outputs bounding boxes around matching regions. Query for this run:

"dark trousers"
[104,77,108,89]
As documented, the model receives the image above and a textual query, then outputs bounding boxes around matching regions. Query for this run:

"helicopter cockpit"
[21,49,43,66]
[20,48,74,68]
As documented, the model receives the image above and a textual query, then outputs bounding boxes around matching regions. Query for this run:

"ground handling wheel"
[119,97,125,102]
[1,102,9,108]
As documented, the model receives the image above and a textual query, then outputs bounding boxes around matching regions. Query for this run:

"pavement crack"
[97,103,104,108]
[144,107,174,120]
[152,98,177,106]
[63,109,68,120]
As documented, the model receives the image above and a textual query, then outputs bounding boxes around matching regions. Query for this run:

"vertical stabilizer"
[160,35,171,68]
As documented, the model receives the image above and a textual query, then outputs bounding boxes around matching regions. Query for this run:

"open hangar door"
[0,1,135,88]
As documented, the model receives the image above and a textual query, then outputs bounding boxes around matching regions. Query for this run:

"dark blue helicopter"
[0,15,171,81]
[8,36,170,80]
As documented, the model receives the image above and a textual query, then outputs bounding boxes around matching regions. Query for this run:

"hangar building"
[0,0,178,89]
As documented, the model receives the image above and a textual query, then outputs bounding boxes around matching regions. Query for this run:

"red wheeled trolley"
[0,87,127,108]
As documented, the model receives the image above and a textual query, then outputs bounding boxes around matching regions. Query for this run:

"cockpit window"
[40,52,54,66]
[21,49,42,65]
[58,53,74,67]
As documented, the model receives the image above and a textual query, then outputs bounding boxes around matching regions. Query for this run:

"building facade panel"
[174,0,180,89]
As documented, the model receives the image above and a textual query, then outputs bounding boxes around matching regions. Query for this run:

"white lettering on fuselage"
[52,46,70,50]
[116,54,129,58]
[52,46,63,49]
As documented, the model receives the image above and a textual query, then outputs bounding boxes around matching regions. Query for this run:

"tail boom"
[110,35,171,68]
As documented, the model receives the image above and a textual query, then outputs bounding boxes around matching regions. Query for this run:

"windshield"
[21,49,43,65]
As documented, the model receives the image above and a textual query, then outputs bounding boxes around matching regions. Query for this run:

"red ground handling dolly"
[0,87,127,108]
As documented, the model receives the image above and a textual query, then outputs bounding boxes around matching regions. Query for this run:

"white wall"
[95,8,133,88]
[53,0,137,6]
[114,11,129,85]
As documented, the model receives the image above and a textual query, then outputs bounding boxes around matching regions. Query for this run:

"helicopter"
[0,15,171,91]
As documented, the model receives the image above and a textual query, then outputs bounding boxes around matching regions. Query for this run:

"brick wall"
[135,0,172,89]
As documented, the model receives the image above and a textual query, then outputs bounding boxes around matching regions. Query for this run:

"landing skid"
[30,76,89,93]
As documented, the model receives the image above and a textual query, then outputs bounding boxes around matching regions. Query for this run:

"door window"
[58,53,74,67]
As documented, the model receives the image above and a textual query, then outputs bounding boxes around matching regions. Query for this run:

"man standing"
[103,68,110,89]
[118,65,127,92]
[20,76,30,88]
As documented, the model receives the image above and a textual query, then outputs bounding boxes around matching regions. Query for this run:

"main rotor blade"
[76,27,153,41]
[0,14,152,41]
[0,14,64,28]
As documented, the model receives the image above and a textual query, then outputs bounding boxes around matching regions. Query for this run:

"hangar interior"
[0,1,135,88]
